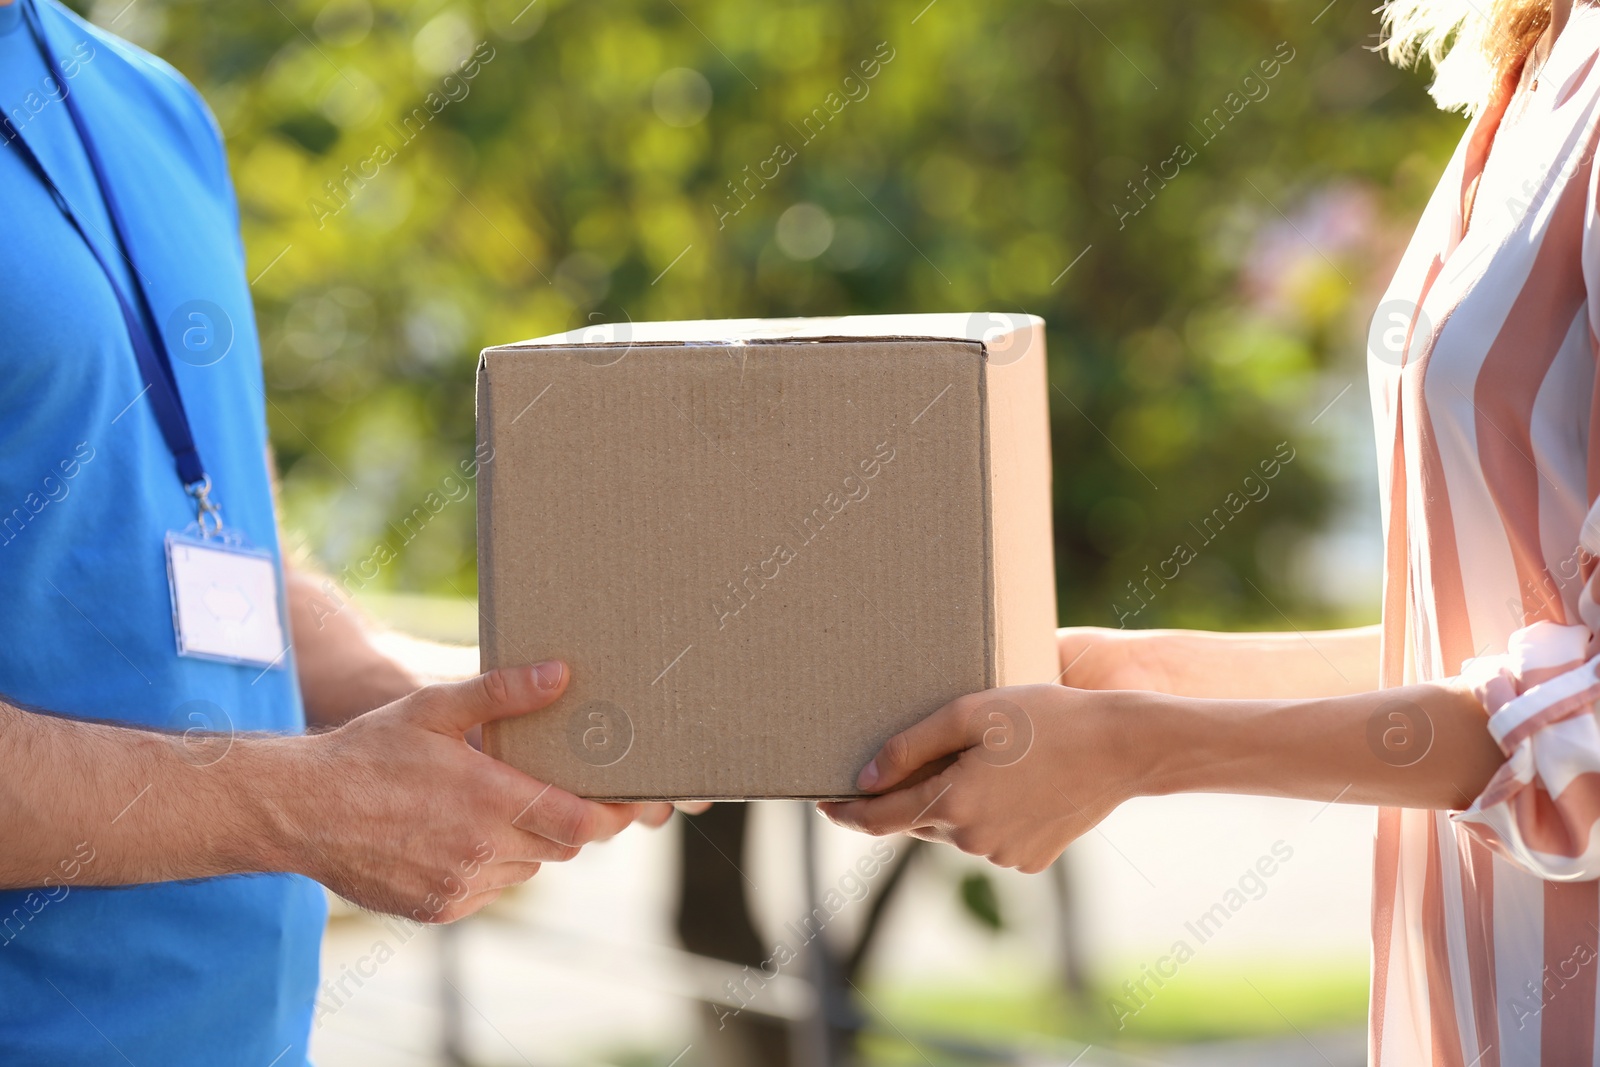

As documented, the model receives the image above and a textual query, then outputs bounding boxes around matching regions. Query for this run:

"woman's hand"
[1057,626,1155,690]
[819,684,1142,874]
[821,672,1504,877]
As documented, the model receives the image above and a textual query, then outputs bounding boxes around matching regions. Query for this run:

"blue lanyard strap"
[7,0,210,497]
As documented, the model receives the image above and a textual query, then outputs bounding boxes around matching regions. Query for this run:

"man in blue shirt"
[0,2,675,1063]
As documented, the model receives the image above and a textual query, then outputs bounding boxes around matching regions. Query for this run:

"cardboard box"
[477,313,1057,800]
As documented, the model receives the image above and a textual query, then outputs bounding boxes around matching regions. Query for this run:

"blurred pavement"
[309,791,1375,1066]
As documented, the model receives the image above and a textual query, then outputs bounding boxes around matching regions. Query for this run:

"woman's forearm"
[1127,679,1503,810]
[1064,624,1381,700]
[824,676,1509,872]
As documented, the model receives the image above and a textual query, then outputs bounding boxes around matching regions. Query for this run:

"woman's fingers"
[822,771,959,836]
[859,697,980,792]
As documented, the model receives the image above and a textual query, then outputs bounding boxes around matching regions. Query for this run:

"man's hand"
[820,684,1137,875]
[289,661,662,922]
[0,656,691,905]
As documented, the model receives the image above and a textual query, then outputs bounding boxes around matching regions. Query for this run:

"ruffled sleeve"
[1453,511,1600,880]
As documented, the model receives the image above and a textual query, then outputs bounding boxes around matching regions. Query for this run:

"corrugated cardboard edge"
[508,313,1032,349]
[475,352,505,764]
[976,344,999,694]
[488,332,1011,354]
[983,322,1060,686]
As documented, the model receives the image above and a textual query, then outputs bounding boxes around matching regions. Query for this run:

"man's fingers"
[592,802,646,840]
[438,887,503,924]
[510,785,637,850]
[822,772,958,837]
[858,698,975,793]
[481,860,543,888]
[637,802,676,828]
[412,661,569,737]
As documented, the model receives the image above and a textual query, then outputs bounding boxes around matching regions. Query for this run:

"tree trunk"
[675,805,794,1067]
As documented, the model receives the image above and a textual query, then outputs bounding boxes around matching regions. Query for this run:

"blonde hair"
[1381,0,1551,113]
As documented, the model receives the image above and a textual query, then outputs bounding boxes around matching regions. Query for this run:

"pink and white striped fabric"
[1369,6,1600,1063]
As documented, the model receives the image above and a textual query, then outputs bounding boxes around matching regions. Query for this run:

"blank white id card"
[165,532,288,669]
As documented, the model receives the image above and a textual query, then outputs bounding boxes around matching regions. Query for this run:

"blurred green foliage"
[864,964,1368,1053]
[88,0,1463,628]
[958,870,1003,931]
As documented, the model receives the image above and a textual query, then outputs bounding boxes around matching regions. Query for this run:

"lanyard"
[6,1,220,531]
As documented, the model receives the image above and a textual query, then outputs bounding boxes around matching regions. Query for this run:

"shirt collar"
[1539,2,1600,105]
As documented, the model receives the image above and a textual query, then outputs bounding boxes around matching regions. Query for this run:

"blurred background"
[70,0,1467,1061]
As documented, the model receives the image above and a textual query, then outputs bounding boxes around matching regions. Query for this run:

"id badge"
[165,531,289,669]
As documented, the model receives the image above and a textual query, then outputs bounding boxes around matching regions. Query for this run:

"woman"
[825,0,1600,1062]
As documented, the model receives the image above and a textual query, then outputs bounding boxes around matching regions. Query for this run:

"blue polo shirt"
[0,1,324,1063]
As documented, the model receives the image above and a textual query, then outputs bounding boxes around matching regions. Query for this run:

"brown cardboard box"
[477,314,1057,800]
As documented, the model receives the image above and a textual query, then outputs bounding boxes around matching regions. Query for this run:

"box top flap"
[486,312,1043,352]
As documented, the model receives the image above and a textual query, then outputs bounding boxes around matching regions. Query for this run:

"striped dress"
[1370,5,1600,1062]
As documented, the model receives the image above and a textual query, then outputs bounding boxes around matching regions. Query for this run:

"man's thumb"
[414,662,569,736]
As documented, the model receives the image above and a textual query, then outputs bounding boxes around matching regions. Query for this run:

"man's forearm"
[1067,624,1382,700]
[0,702,302,889]
[0,666,663,918]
